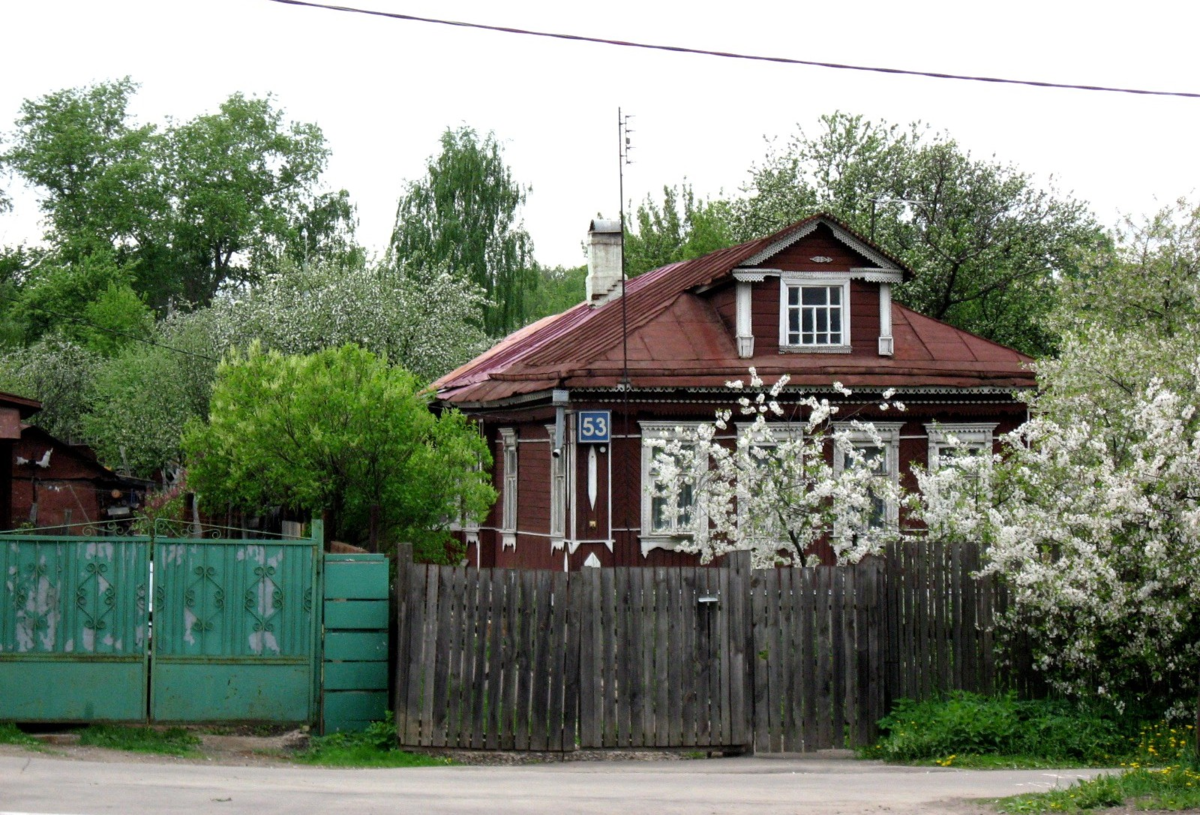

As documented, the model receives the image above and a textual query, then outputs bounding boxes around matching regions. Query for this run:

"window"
[925,423,998,471]
[780,276,851,350]
[833,422,903,527]
[499,428,518,548]
[641,422,702,542]
[735,422,803,542]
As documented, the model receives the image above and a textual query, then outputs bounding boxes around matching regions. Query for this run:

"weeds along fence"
[392,541,1015,754]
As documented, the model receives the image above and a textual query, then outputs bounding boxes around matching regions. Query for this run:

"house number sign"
[577,410,611,443]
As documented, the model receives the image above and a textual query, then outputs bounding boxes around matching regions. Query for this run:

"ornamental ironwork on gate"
[0,523,322,724]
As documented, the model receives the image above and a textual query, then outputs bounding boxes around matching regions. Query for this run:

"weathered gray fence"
[393,541,1005,753]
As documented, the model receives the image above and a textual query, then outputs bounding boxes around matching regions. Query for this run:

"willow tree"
[390,127,536,336]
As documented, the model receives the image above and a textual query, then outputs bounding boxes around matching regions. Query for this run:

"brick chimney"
[586,219,623,305]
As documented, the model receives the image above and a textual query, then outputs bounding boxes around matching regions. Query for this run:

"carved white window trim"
[640,421,704,556]
[499,428,518,549]
[833,422,903,527]
[925,423,998,470]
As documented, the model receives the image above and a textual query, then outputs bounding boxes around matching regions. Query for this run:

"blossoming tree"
[645,369,904,568]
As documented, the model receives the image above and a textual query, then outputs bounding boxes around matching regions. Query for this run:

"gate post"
[393,543,413,741]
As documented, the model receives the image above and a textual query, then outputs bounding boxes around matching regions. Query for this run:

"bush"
[871,692,1127,764]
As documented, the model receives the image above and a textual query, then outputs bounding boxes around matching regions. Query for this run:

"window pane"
[830,286,841,305]
[802,287,826,306]
[816,309,828,333]
[788,286,800,306]
[802,310,813,333]
[830,310,841,333]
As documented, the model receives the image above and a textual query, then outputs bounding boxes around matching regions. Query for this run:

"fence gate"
[394,551,752,752]
[151,537,320,723]
[0,527,321,724]
[0,536,150,721]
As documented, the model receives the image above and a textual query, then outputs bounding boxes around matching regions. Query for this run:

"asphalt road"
[0,753,1104,815]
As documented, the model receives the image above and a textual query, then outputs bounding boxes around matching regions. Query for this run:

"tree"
[10,247,153,353]
[526,263,586,320]
[910,201,1200,715]
[183,345,495,559]
[390,127,536,336]
[208,256,490,382]
[731,113,1103,356]
[2,79,350,312]
[1,77,160,252]
[0,336,100,443]
[625,184,735,276]
[647,369,903,569]
[161,92,334,306]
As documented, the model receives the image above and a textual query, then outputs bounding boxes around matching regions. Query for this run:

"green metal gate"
[0,525,322,724]
[0,536,150,721]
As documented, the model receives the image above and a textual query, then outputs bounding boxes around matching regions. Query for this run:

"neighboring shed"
[10,423,142,532]
[434,214,1036,570]
[0,392,43,532]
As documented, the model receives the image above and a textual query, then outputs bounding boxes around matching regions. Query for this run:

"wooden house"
[433,214,1035,570]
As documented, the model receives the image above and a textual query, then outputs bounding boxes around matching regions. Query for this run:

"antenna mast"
[618,108,633,566]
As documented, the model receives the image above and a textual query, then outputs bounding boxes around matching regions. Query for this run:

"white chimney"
[586,219,623,305]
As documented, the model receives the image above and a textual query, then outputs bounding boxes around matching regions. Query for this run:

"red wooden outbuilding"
[433,214,1035,570]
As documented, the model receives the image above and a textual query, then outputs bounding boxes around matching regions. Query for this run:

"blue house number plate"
[577,410,611,443]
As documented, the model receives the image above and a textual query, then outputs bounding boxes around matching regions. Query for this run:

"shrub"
[871,692,1126,763]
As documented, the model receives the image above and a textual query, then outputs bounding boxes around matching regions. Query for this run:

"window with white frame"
[780,275,851,350]
[735,422,803,541]
[833,422,903,527]
[499,428,518,548]
[641,421,702,540]
[925,423,998,471]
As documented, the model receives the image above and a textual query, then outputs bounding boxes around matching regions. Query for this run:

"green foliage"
[298,714,450,767]
[730,112,1103,356]
[869,693,1126,764]
[2,77,159,246]
[390,126,536,336]
[11,247,153,352]
[0,723,37,745]
[160,91,334,306]
[527,263,587,320]
[83,344,207,477]
[0,336,100,443]
[625,184,736,276]
[183,344,495,556]
[996,764,1200,813]
[78,725,201,756]
[1,78,350,313]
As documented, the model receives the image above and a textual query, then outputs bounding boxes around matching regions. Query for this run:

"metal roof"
[433,214,1034,405]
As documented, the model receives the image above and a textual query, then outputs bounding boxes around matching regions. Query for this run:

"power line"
[266,0,1200,100]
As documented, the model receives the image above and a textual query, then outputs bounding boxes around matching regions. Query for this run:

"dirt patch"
[0,728,311,768]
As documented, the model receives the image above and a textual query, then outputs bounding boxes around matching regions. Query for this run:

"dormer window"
[778,275,851,352]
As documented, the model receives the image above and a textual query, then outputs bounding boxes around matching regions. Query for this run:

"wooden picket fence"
[392,541,1009,754]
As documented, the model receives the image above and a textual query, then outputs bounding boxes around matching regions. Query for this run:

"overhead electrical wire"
[267,0,1199,99]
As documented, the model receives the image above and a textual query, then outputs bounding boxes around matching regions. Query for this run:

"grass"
[77,725,201,757]
[0,723,38,746]
[294,714,451,768]
[995,764,1200,813]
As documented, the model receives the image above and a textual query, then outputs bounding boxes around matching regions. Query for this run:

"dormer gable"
[715,217,907,359]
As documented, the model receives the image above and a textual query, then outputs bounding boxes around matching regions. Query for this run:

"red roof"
[434,214,1034,405]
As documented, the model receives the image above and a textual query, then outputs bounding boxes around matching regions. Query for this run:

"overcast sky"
[2,0,1197,268]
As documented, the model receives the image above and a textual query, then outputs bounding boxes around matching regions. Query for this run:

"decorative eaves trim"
[740,221,820,266]
[739,218,901,271]
[733,267,904,284]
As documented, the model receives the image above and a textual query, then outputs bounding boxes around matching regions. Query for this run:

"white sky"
[1,0,1197,269]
